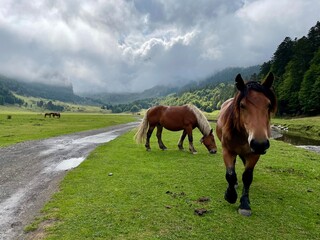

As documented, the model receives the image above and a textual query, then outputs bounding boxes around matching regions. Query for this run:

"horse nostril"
[250,139,270,154]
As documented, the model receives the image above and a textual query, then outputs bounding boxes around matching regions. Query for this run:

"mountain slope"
[0,75,82,103]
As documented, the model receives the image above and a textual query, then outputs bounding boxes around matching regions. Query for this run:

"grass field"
[27,124,320,239]
[0,112,136,147]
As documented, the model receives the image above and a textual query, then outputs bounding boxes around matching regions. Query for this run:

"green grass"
[0,112,136,147]
[31,126,320,239]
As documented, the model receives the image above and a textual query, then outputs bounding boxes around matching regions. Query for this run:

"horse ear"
[235,74,246,92]
[262,72,274,89]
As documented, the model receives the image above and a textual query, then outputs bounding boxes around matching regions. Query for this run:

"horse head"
[235,72,276,155]
[200,129,217,154]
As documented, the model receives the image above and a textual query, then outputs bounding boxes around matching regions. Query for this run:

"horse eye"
[240,103,245,109]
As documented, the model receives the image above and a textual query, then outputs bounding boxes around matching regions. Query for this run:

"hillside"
[107,65,260,113]
[0,64,260,114]
[82,85,179,105]
[0,75,84,103]
[84,66,260,106]
[178,65,260,92]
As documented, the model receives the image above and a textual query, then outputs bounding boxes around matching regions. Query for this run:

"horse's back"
[147,105,196,131]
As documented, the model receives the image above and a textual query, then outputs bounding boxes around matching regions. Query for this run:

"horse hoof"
[192,151,198,155]
[238,208,252,216]
[146,149,151,152]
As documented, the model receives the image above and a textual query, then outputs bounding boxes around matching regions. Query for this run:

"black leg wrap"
[239,195,251,210]
[225,168,238,204]
[239,169,253,211]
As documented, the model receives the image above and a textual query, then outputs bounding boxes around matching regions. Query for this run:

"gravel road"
[0,122,139,240]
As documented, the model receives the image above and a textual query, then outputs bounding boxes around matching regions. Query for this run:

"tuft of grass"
[30,126,320,239]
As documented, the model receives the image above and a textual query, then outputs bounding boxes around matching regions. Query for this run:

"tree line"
[259,21,320,116]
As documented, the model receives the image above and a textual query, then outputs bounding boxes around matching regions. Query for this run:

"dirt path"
[0,122,139,240]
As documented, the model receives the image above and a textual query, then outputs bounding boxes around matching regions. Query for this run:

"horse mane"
[186,104,211,136]
[223,81,277,135]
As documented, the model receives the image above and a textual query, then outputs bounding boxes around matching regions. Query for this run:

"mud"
[0,122,139,240]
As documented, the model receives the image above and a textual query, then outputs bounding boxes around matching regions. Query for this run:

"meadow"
[0,112,136,147]
[24,122,320,239]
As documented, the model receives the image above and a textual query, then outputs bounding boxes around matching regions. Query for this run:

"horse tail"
[134,112,149,144]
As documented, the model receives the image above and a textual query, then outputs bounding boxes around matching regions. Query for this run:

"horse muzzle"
[209,149,217,154]
[250,139,270,155]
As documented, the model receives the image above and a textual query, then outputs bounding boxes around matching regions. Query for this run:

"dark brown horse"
[135,104,217,154]
[44,112,61,118]
[216,72,277,216]
[52,112,61,118]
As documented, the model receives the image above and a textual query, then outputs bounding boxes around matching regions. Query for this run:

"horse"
[52,112,61,118]
[216,72,277,216]
[135,104,217,154]
[44,113,51,118]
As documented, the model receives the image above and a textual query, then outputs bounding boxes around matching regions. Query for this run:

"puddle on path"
[73,131,118,144]
[44,129,130,172]
[54,157,86,171]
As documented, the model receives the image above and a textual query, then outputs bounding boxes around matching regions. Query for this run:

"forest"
[259,21,320,116]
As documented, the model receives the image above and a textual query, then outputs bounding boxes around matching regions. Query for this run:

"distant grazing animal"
[52,112,61,118]
[135,104,217,154]
[44,112,61,118]
[216,72,277,216]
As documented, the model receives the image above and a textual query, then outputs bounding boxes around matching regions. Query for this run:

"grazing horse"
[216,72,277,216]
[135,104,217,154]
[52,112,61,118]
[44,112,61,118]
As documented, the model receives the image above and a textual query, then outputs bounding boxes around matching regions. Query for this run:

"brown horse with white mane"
[135,104,217,154]
[216,72,277,216]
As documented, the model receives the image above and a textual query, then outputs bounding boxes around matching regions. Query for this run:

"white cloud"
[0,0,319,93]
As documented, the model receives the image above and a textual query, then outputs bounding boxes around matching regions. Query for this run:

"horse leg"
[223,150,238,204]
[156,125,167,150]
[178,130,187,150]
[187,127,197,154]
[145,126,155,151]
[238,155,259,216]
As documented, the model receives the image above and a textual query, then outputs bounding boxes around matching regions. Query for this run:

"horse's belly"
[163,123,184,131]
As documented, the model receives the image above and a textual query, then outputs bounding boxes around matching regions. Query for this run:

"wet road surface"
[0,122,139,240]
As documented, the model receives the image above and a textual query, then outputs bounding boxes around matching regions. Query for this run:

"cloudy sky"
[0,0,319,93]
